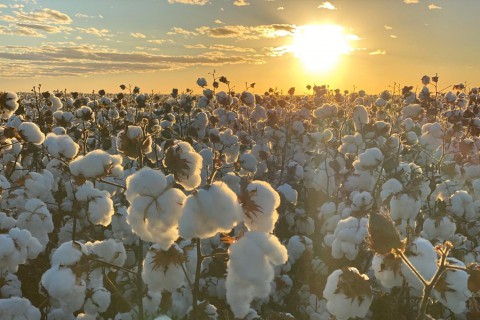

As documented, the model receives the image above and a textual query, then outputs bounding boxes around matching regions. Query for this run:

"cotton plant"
[16,198,54,248]
[69,149,123,180]
[162,140,202,191]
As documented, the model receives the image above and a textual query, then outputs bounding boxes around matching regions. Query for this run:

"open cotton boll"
[402,104,423,120]
[351,191,373,212]
[240,180,280,233]
[390,193,421,221]
[432,258,471,314]
[401,237,438,291]
[331,216,368,260]
[277,183,298,205]
[142,243,186,293]
[0,296,41,320]
[41,265,86,313]
[18,122,45,144]
[75,183,114,226]
[323,267,372,320]
[450,190,478,221]
[356,147,383,170]
[222,172,241,195]
[51,241,88,267]
[86,239,126,266]
[313,103,338,119]
[371,254,403,289]
[44,133,80,160]
[0,272,22,298]
[0,211,16,230]
[23,170,56,202]
[380,178,403,201]
[179,181,243,239]
[126,167,185,248]
[287,235,312,262]
[83,287,111,314]
[238,153,257,175]
[352,105,369,132]
[226,231,288,318]
[116,126,152,160]
[69,150,123,179]
[0,92,19,119]
[163,141,202,191]
[16,198,54,248]
[422,216,456,241]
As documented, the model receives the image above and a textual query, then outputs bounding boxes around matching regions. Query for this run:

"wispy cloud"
[209,44,255,52]
[0,24,44,37]
[277,7,284,10]
[428,3,442,10]
[233,0,250,6]
[76,27,111,37]
[318,1,336,10]
[196,24,295,39]
[184,44,207,49]
[384,25,392,30]
[0,4,7,9]
[390,34,398,38]
[130,32,146,39]
[214,19,223,24]
[0,44,265,78]
[403,0,419,3]
[13,8,72,24]
[16,23,72,34]
[167,0,209,5]
[147,39,173,45]
[369,50,386,55]
[167,27,198,37]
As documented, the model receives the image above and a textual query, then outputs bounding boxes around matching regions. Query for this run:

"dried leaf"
[150,245,187,274]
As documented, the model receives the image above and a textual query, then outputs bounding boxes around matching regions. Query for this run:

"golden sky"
[0,0,478,94]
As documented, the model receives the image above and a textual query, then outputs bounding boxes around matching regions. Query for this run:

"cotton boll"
[0,296,41,320]
[450,190,477,221]
[87,239,126,266]
[313,103,338,119]
[422,216,456,241]
[143,291,162,316]
[277,183,298,205]
[163,141,202,191]
[126,167,185,248]
[287,235,313,262]
[179,181,243,239]
[241,180,280,233]
[75,183,114,226]
[351,191,373,212]
[116,126,153,160]
[401,238,438,291]
[222,172,241,195]
[142,243,186,293]
[41,265,86,312]
[356,147,383,170]
[352,105,369,132]
[380,178,403,201]
[331,216,368,260]
[44,133,80,160]
[0,92,19,119]
[323,268,372,320]
[226,231,287,318]
[69,150,123,179]
[238,153,257,175]
[16,198,53,248]
[402,104,423,120]
[51,241,89,267]
[371,254,403,289]
[0,272,22,298]
[18,122,45,144]
[432,258,471,314]
[83,287,111,314]
[390,193,421,221]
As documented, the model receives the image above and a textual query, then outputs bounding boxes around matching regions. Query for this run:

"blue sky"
[0,0,479,93]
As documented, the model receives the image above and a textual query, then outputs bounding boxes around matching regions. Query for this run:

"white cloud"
[184,44,207,49]
[131,32,146,39]
[209,44,255,52]
[277,6,284,10]
[233,0,250,6]
[147,39,173,44]
[77,27,111,37]
[384,25,392,30]
[428,3,442,10]
[14,8,72,24]
[167,0,209,5]
[403,0,419,3]
[0,4,7,8]
[369,50,386,55]
[196,24,295,39]
[318,1,336,10]
[167,27,198,37]
[390,34,398,38]
[214,19,223,24]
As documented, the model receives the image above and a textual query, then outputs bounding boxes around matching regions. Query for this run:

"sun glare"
[290,24,354,73]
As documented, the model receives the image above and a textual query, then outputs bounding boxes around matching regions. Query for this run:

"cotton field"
[1,75,480,320]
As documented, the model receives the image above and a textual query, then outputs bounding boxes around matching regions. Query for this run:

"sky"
[0,0,478,95]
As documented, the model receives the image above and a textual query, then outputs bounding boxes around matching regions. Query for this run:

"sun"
[290,24,354,73]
